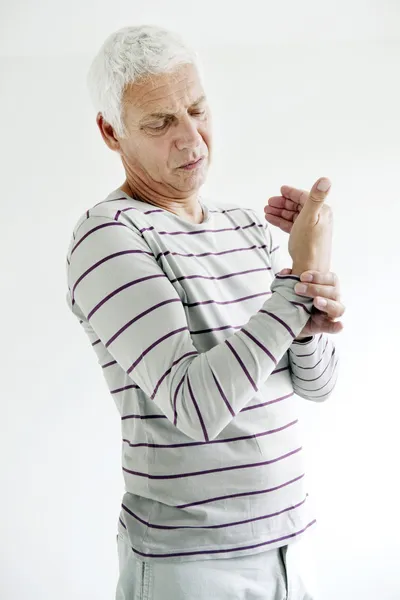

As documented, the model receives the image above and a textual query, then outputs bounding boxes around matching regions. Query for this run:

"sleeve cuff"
[292,336,314,344]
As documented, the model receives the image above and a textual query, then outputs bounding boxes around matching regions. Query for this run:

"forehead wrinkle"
[136,76,201,117]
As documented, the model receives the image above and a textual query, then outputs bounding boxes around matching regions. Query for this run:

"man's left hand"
[279,268,345,338]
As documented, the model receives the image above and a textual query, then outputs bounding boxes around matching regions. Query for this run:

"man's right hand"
[288,177,333,276]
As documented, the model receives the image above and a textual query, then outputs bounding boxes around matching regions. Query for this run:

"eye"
[145,109,206,132]
[147,121,168,131]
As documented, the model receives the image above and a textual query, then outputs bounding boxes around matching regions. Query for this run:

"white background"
[1,1,400,598]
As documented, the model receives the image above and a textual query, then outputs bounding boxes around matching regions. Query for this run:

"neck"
[120,180,204,224]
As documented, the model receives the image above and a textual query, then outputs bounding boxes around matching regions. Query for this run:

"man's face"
[118,63,212,198]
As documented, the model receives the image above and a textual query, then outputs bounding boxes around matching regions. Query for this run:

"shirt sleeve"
[249,209,340,401]
[288,333,340,401]
[67,215,315,442]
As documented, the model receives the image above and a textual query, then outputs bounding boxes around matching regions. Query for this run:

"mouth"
[178,157,205,170]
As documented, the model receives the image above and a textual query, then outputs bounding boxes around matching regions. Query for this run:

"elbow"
[171,375,228,442]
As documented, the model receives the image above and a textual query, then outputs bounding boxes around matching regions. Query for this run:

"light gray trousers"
[115,531,318,600]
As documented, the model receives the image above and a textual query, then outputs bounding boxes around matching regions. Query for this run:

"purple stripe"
[101,360,117,369]
[122,447,302,480]
[308,379,338,398]
[138,222,262,236]
[105,298,181,348]
[225,340,258,392]
[288,301,312,316]
[121,391,293,424]
[151,352,198,400]
[209,208,259,215]
[291,337,328,370]
[118,206,164,216]
[119,517,127,530]
[88,274,165,320]
[92,339,100,346]
[155,243,268,262]
[118,206,255,217]
[127,520,317,559]
[184,291,270,309]
[177,473,305,509]
[119,206,165,217]
[241,329,277,365]
[273,365,290,374]
[173,375,185,426]
[187,375,209,442]
[211,371,235,417]
[275,273,300,282]
[191,324,241,335]
[122,419,298,449]
[294,358,339,393]
[87,269,271,321]
[291,346,334,382]
[121,414,167,420]
[189,317,303,336]
[127,327,188,375]
[171,266,272,285]
[72,244,270,306]
[259,309,296,338]
[241,392,294,412]
[70,221,125,256]
[116,359,287,401]
[111,383,140,394]
[291,333,323,357]
[209,208,243,213]
[71,249,153,303]
[291,338,329,373]
[121,496,308,531]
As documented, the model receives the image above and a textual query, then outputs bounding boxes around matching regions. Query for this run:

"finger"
[311,313,344,335]
[264,213,293,233]
[311,308,344,328]
[265,196,301,212]
[264,205,298,221]
[278,268,292,275]
[313,298,346,319]
[299,271,339,289]
[302,177,332,219]
[280,186,310,207]
[295,283,340,302]
[297,272,340,299]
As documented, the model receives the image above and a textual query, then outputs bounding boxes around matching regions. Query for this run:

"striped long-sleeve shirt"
[65,187,339,563]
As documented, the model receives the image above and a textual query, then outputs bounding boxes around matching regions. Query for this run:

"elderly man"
[66,25,345,600]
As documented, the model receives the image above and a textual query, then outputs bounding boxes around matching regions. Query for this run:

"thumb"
[303,177,331,217]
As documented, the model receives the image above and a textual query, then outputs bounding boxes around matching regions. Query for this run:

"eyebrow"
[142,94,207,122]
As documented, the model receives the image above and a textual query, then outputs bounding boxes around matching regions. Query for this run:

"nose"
[174,114,202,152]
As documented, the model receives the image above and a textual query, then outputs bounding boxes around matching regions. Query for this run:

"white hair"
[87,25,203,139]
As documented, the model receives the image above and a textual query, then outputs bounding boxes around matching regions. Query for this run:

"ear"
[96,113,121,152]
